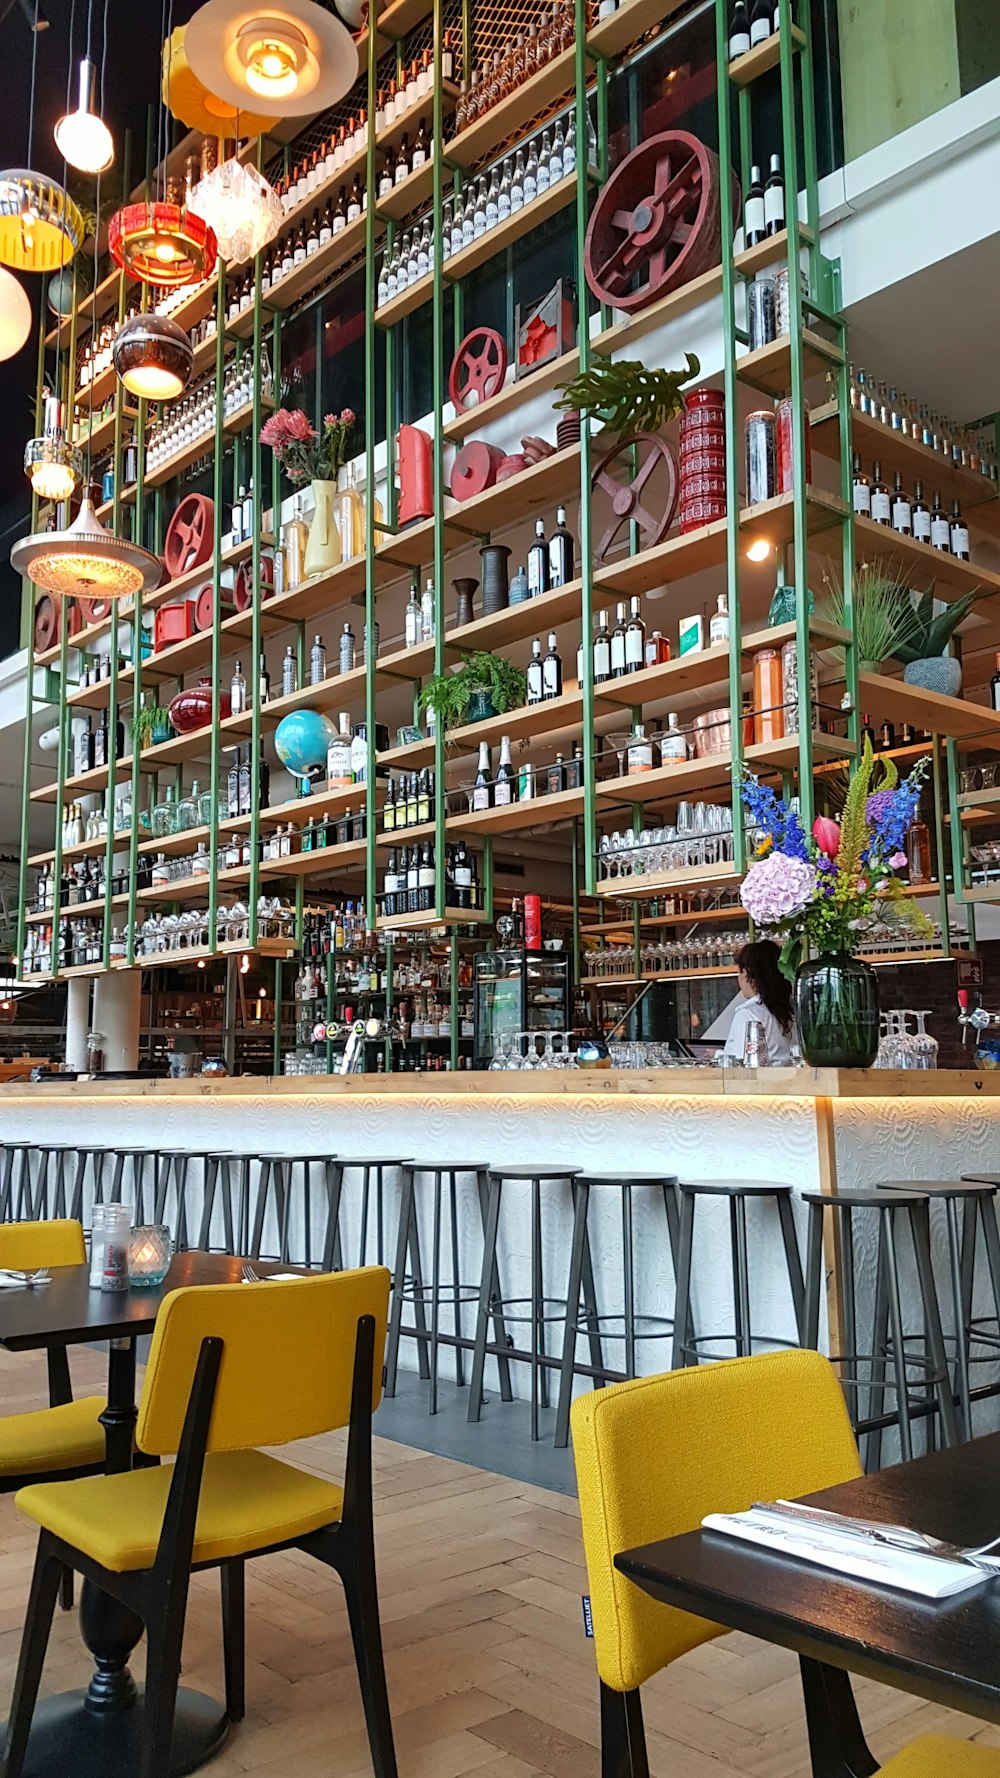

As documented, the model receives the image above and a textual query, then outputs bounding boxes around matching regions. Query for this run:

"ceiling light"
[0,169,83,272]
[0,267,31,359]
[54,57,114,174]
[186,157,281,263]
[24,393,83,501]
[745,537,772,562]
[11,495,163,599]
[113,311,194,400]
[108,200,217,289]
[184,0,357,118]
[162,23,272,135]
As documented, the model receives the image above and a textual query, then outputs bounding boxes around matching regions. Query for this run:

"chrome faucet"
[957,989,1000,1046]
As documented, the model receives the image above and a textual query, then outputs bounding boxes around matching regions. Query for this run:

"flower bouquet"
[739,740,932,1066]
[259,407,356,482]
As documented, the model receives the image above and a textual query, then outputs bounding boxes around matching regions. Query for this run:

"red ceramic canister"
[775,396,812,493]
[679,388,727,532]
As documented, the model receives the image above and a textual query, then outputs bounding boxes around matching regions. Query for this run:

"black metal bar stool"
[802,1188,959,1467]
[385,1164,509,1413]
[104,1145,162,1218]
[876,1179,1000,1443]
[0,1145,41,1222]
[67,1146,115,1225]
[149,1150,232,1252]
[671,1179,805,1369]
[197,1152,252,1255]
[249,1154,343,1271]
[467,1166,597,1443]
[328,1157,414,1269]
[554,1172,681,1449]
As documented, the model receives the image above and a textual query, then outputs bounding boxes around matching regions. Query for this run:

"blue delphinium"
[740,772,809,861]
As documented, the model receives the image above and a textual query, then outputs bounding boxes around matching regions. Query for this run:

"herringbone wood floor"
[0,1345,998,1778]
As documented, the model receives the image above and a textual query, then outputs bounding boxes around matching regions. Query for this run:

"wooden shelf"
[852,513,1000,599]
[136,867,250,904]
[377,158,437,223]
[595,861,743,900]
[27,894,128,925]
[447,783,585,835]
[447,49,575,170]
[376,906,490,930]
[594,733,850,811]
[855,671,1000,747]
[258,839,368,878]
[258,209,377,316]
[583,965,738,987]
[728,22,805,85]
[145,397,269,490]
[28,831,132,868]
[588,0,687,59]
[579,904,744,936]
[738,327,844,396]
[811,402,1000,529]
[31,758,134,803]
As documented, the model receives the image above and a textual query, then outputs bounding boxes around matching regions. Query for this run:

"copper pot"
[692,707,731,757]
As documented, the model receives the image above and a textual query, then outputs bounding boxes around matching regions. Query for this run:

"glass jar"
[752,647,784,744]
[90,1203,132,1287]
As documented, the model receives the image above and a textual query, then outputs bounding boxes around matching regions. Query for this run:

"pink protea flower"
[812,815,841,859]
[339,407,355,425]
[259,408,317,451]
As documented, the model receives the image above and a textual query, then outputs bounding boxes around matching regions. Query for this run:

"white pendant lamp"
[184,0,357,117]
[54,57,114,175]
[0,267,31,359]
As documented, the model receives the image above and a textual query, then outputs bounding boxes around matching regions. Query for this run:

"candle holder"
[127,1225,172,1288]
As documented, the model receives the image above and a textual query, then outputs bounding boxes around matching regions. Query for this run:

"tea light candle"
[126,1225,172,1287]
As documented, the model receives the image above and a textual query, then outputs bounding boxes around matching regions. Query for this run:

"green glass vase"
[794,953,879,1068]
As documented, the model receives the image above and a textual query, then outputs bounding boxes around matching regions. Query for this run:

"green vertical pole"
[575,0,596,896]
[124,395,147,968]
[273,958,283,1073]
[248,242,265,949]
[946,737,965,902]
[15,308,49,979]
[716,0,746,877]
[432,0,446,918]
[930,735,950,954]
[364,2,379,920]
[208,258,227,957]
[449,927,458,1070]
[570,816,580,990]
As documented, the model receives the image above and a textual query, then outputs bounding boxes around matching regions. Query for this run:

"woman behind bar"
[723,940,795,1066]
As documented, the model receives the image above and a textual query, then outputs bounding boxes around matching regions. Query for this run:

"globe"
[274,709,336,781]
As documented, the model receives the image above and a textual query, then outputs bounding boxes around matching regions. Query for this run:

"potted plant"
[260,407,355,580]
[889,583,997,697]
[555,353,700,433]
[823,561,911,672]
[419,652,528,728]
[738,741,932,1066]
[131,701,173,749]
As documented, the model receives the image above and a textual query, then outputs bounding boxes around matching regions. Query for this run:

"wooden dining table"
[0,1249,289,1778]
[616,1433,1000,1769]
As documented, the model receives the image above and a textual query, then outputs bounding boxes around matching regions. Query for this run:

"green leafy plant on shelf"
[554,352,701,434]
[889,582,996,663]
[822,561,912,668]
[131,704,173,749]
[419,653,528,728]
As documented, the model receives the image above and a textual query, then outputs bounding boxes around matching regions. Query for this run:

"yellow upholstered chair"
[571,1349,1000,1778]
[0,1220,105,1487]
[2,1265,395,1778]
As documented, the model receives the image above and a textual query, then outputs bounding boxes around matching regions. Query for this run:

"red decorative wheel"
[34,593,61,653]
[450,441,506,502]
[589,433,679,561]
[78,595,113,625]
[584,132,738,313]
[163,493,214,580]
[232,553,274,612]
[448,327,508,414]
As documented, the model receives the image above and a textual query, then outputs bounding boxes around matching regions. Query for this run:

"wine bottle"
[593,610,611,683]
[728,0,751,57]
[625,595,646,671]
[527,517,549,597]
[852,452,871,517]
[526,637,543,704]
[542,632,563,700]
[548,505,574,587]
[750,0,771,44]
[610,602,628,678]
[258,651,270,705]
[764,153,784,236]
[991,651,1000,714]
[230,660,247,716]
[870,462,891,526]
[473,740,492,811]
[890,473,912,537]
[744,165,765,247]
[950,499,970,560]
[930,492,951,551]
[495,735,516,806]
[912,479,932,544]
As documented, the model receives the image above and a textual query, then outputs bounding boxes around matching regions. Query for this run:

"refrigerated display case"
[474,951,572,1066]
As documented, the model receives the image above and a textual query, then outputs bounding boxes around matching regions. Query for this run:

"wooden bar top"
[1,1068,999,1100]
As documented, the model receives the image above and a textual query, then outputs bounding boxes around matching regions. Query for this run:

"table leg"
[82,1338,143,1712]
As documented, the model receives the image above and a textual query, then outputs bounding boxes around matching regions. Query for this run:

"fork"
[241,1262,260,1283]
[0,1268,51,1288]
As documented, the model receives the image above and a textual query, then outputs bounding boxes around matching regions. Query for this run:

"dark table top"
[0,1251,267,1351]
[616,1433,1000,1725]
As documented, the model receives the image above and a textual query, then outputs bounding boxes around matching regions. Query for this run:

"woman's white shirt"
[723,993,794,1065]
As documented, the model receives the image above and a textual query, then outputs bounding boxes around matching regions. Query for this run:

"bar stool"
[467,1166,597,1443]
[197,1153,253,1255]
[802,1188,959,1466]
[554,1172,681,1449]
[147,1150,231,1252]
[329,1157,414,1269]
[67,1146,115,1226]
[104,1145,163,1217]
[385,1164,509,1413]
[0,1145,41,1222]
[671,1180,805,1369]
[249,1154,343,1271]
[877,1179,1000,1443]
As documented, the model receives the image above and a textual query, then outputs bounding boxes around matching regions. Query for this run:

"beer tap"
[957,988,1000,1047]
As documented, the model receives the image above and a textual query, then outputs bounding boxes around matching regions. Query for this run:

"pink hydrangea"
[740,852,817,928]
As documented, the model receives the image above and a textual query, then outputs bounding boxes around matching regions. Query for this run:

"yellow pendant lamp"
[184,0,358,118]
[162,24,273,136]
[0,170,83,273]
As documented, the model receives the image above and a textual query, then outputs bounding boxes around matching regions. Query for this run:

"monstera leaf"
[554,353,701,435]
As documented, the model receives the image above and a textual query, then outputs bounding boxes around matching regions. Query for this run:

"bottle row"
[456,3,575,132]
[381,842,483,916]
[848,367,999,482]
[145,352,274,473]
[728,0,786,61]
[23,895,298,975]
[852,459,970,554]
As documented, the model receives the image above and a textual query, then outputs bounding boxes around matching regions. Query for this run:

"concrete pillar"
[92,971,142,1072]
[64,975,91,1072]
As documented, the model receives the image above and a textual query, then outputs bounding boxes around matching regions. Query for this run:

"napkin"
[703,1507,990,1599]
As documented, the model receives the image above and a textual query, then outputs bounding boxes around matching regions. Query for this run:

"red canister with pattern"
[679,387,727,532]
[775,396,811,493]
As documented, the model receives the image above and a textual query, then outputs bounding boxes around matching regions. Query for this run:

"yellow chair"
[0,1219,105,1487]
[571,1349,1000,1778]
[2,1265,396,1778]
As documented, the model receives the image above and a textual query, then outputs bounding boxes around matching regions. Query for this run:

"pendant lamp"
[24,394,83,502]
[113,311,194,400]
[0,170,83,273]
[186,157,281,264]
[11,496,163,600]
[162,24,272,136]
[54,57,114,174]
[0,267,31,359]
[184,0,357,117]
[108,200,217,289]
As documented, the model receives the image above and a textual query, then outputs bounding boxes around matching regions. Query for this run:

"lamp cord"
[25,0,39,166]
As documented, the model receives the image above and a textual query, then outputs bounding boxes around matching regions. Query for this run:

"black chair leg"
[340,1540,398,1778]
[2,1537,63,1778]
[599,1681,649,1778]
[141,1586,189,1778]
[221,1560,246,1723]
[798,1656,878,1778]
[59,1565,74,1612]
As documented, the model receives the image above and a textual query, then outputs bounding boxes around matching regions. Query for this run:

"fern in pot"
[419,652,528,730]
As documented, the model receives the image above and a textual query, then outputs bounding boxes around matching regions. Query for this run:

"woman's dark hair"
[736,940,793,1034]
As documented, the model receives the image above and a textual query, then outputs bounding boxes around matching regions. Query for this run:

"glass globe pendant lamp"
[108,200,217,290]
[113,311,194,400]
[23,394,83,502]
[0,267,31,359]
[54,57,114,175]
[11,496,163,600]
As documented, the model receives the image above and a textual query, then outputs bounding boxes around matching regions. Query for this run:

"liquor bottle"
[328,713,354,789]
[764,154,784,235]
[548,505,574,586]
[626,722,653,775]
[878,720,896,751]
[258,651,271,705]
[238,751,252,817]
[593,610,612,683]
[383,775,396,831]
[912,479,932,543]
[453,839,473,909]
[870,462,891,525]
[930,492,951,551]
[394,136,409,184]
[537,131,551,195]
[749,0,770,41]
[230,660,247,715]
[347,176,363,222]
[990,652,1000,713]
[417,843,436,913]
[550,120,565,182]
[890,472,912,536]
[319,198,333,244]
[417,768,431,823]
[708,591,729,646]
[76,717,93,774]
[861,712,876,747]
[293,220,306,264]
[306,210,319,255]
[610,602,628,678]
[542,632,563,700]
[498,160,512,221]
[383,849,399,918]
[421,578,435,641]
[473,176,488,239]
[526,638,543,705]
[625,595,646,670]
[340,621,356,672]
[744,165,765,248]
[92,711,108,768]
[472,740,492,811]
[494,735,516,806]
[511,149,526,213]
[284,495,308,590]
[950,499,970,560]
[227,750,241,819]
[405,585,421,648]
[527,517,549,597]
[852,452,871,517]
[486,168,500,229]
[906,802,932,885]
[524,139,538,205]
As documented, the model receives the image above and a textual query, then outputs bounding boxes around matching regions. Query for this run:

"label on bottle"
[328,742,353,787]
[495,777,513,806]
[891,497,912,534]
[730,26,750,54]
[852,481,871,516]
[750,15,769,43]
[913,507,932,543]
[764,186,784,229]
[472,786,490,812]
[527,665,543,702]
[418,863,435,887]
[709,617,730,646]
[931,513,951,549]
[744,194,765,238]
[594,637,611,679]
[627,740,653,774]
[625,628,644,667]
[952,522,970,556]
[610,633,626,674]
[870,489,891,524]
[542,659,560,696]
[498,189,511,221]
[454,864,472,887]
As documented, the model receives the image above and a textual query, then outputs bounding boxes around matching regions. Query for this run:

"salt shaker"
[743,1018,767,1069]
[89,1203,132,1287]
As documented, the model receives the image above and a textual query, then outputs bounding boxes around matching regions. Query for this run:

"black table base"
[13,1688,228,1778]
